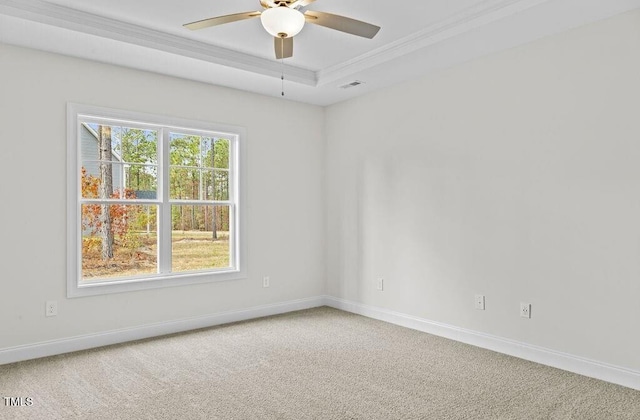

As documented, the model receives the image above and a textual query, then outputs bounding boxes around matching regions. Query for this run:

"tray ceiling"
[1,0,639,105]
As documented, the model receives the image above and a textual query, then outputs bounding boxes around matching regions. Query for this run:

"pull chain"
[281,38,285,97]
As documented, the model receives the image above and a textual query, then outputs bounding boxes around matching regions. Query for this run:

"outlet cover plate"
[46,301,58,317]
[520,302,531,318]
[475,294,485,310]
[376,278,384,291]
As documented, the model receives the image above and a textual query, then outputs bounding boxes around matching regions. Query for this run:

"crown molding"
[0,0,317,86]
[1,0,637,99]
[316,0,552,86]
[0,0,553,89]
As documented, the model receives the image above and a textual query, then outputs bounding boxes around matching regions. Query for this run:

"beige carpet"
[1,307,639,419]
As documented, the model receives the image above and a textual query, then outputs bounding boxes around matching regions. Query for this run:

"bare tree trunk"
[99,125,114,260]
[212,206,218,240]
[211,144,217,241]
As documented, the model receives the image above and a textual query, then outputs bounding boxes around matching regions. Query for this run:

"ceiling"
[1,0,639,105]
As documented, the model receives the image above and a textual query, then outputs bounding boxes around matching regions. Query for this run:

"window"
[67,104,246,297]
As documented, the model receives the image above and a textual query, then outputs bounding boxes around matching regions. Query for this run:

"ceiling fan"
[183,0,381,60]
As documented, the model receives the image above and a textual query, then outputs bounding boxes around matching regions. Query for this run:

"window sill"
[67,269,246,298]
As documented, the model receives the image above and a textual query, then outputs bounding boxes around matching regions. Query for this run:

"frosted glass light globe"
[260,7,305,38]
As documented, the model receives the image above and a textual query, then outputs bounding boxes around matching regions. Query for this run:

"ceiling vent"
[339,80,365,89]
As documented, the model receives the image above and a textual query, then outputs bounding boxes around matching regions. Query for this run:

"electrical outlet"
[263,276,270,288]
[376,278,384,291]
[46,301,58,317]
[520,302,531,318]
[475,294,485,310]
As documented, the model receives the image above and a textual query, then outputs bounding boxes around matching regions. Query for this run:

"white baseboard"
[4,295,638,391]
[0,296,326,366]
[324,296,640,391]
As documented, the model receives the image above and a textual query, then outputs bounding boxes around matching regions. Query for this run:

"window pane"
[124,163,158,199]
[81,204,158,281]
[201,137,214,168]
[201,137,229,169]
[120,127,158,165]
[80,123,121,163]
[198,169,229,201]
[169,168,227,201]
[169,134,232,202]
[214,169,229,200]
[170,134,229,169]
[81,123,158,200]
[169,167,199,200]
[202,169,214,201]
[170,133,201,167]
[213,138,230,169]
[81,163,129,200]
[171,205,230,272]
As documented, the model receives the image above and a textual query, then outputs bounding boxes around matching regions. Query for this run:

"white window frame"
[67,103,247,298]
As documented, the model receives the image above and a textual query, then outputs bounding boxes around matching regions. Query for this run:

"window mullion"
[159,127,172,274]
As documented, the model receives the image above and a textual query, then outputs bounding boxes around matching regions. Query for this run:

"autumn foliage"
[81,167,141,255]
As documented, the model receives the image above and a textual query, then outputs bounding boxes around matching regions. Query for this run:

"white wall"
[1,7,639,379]
[325,9,640,371]
[0,44,325,349]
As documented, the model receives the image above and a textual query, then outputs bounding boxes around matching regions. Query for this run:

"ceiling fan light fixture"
[260,6,305,38]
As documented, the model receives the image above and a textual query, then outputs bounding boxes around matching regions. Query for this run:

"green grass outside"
[82,230,230,280]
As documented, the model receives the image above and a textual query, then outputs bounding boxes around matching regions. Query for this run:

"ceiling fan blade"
[260,0,278,8]
[304,10,380,39]
[289,0,316,8]
[274,36,294,59]
[184,11,261,31]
